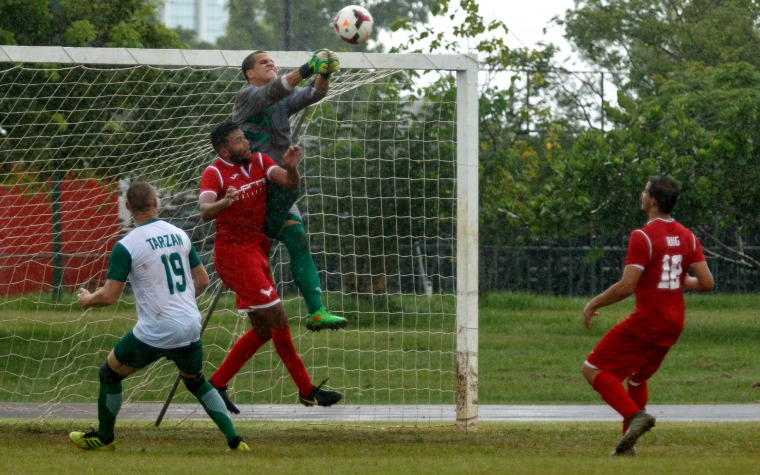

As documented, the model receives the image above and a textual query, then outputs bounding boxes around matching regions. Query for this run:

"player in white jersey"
[69,180,249,452]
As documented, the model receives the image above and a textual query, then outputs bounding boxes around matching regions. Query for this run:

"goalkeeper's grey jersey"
[107,219,202,349]
[232,77,326,165]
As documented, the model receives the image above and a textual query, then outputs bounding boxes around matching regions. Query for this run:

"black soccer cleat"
[216,385,241,414]
[298,378,343,407]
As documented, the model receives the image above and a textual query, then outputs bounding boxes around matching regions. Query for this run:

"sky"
[477,0,575,47]
[443,0,579,64]
[379,0,581,66]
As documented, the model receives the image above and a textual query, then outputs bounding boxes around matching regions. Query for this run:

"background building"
[157,0,228,44]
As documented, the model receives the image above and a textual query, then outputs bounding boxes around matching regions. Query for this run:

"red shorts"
[214,242,280,311]
[585,321,672,382]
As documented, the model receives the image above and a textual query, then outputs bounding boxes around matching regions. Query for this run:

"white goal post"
[0,46,479,430]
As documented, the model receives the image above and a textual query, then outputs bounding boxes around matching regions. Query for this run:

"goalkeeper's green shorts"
[265,182,302,239]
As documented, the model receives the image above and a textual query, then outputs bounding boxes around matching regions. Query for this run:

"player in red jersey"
[582,175,714,456]
[199,122,342,414]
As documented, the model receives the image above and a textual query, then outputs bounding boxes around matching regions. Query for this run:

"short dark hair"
[126,180,156,214]
[210,122,240,152]
[648,175,680,214]
[241,50,268,78]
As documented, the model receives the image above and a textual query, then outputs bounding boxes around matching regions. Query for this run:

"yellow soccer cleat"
[69,430,115,451]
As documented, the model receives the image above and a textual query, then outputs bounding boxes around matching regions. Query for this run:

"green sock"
[279,223,323,314]
[97,381,121,441]
[190,380,239,443]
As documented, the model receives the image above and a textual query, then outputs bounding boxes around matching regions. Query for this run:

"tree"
[559,0,760,95]
[0,0,194,185]
[514,1,760,271]
[0,0,52,45]
[548,61,760,269]
[0,0,183,48]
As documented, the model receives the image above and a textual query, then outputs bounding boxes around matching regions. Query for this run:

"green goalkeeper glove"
[306,49,331,77]
[321,50,340,79]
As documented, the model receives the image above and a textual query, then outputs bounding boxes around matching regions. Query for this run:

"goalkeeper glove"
[321,50,340,79]
[306,48,330,77]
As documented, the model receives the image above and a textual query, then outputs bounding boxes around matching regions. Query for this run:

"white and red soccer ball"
[333,5,374,44]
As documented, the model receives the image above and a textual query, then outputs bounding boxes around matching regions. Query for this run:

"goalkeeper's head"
[242,50,276,86]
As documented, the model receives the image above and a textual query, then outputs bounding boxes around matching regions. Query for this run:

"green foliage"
[500,1,760,270]
[541,60,760,257]
[61,20,97,47]
[0,64,239,186]
[0,0,183,48]
[560,0,760,95]
[391,1,565,251]
[0,0,52,45]
[294,73,459,294]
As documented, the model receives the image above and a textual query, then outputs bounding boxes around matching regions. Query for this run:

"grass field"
[3,419,760,474]
[3,292,760,473]
[3,292,760,406]
[479,292,760,404]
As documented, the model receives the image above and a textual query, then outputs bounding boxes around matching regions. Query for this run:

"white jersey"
[107,219,202,349]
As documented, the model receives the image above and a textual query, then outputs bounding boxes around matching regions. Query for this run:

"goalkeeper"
[232,49,347,332]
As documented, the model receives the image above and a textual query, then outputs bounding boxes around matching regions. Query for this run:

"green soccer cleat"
[306,307,347,332]
[69,430,115,451]
[615,411,655,453]
[298,378,343,407]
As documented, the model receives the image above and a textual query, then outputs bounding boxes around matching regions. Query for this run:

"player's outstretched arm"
[283,49,333,89]
[77,280,125,309]
[583,265,642,329]
[199,187,238,222]
[269,146,302,189]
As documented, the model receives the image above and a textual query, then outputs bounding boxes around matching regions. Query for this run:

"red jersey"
[621,218,706,345]
[199,153,279,249]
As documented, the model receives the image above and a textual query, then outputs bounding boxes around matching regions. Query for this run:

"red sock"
[627,379,648,409]
[270,326,313,396]
[623,379,649,433]
[210,329,268,388]
[592,371,641,421]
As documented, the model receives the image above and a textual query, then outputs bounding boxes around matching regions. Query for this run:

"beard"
[230,148,251,164]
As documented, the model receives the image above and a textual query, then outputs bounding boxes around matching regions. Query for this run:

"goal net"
[0,46,479,428]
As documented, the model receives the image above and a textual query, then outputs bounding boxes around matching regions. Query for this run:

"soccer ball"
[333,5,374,44]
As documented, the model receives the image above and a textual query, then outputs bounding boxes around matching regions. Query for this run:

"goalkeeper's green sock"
[96,381,121,442]
[279,223,323,314]
[189,379,239,444]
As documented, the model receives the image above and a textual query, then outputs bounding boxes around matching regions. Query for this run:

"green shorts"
[113,331,204,375]
[265,182,302,239]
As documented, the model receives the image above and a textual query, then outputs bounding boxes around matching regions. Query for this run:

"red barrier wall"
[0,179,120,295]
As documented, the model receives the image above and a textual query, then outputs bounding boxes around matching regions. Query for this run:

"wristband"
[298,63,312,78]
